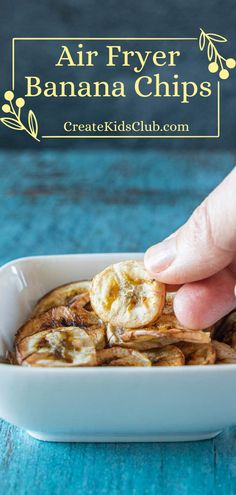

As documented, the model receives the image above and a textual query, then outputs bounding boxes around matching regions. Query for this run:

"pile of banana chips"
[11,260,236,367]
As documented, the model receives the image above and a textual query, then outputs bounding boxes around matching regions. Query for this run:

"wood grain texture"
[0,150,235,494]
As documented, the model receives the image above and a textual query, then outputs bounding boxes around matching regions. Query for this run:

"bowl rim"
[1,362,236,372]
[0,252,143,272]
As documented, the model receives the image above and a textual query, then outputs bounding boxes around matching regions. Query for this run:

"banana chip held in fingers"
[17,327,96,367]
[90,260,165,328]
[96,346,151,366]
[31,280,91,317]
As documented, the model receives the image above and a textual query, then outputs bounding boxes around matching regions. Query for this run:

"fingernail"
[145,237,176,273]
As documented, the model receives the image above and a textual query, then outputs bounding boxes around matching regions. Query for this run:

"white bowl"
[0,253,235,443]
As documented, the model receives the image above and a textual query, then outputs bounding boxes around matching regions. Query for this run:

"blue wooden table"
[0,149,235,494]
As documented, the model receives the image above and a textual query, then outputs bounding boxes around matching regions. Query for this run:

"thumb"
[144,167,236,284]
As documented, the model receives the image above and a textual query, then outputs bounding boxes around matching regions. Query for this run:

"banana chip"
[178,342,216,365]
[69,307,106,349]
[162,292,176,315]
[90,260,165,328]
[7,351,18,365]
[16,306,77,344]
[106,295,191,347]
[216,359,236,364]
[84,325,106,350]
[31,281,91,317]
[96,346,151,366]
[12,262,236,368]
[69,293,92,312]
[213,311,236,347]
[16,305,106,350]
[107,312,211,350]
[212,340,236,363]
[144,345,185,366]
[120,328,210,351]
[107,323,178,350]
[17,327,96,367]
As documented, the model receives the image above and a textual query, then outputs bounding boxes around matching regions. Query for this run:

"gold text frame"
[12,37,220,139]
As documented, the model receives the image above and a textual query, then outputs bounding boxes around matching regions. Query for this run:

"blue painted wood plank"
[0,150,235,495]
[1,421,236,495]
[0,150,233,264]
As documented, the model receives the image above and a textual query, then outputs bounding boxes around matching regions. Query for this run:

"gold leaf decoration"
[28,109,38,140]
[207,33,227,43]
[199,31,206,51]
[199,28,236,79]
[0,117,24,131]
[207,42,214,61]
[0,91,40,142]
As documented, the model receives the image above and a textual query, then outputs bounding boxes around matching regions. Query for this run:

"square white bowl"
[0,253,235,443]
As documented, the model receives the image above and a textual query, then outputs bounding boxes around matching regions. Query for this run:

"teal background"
[0,150,233,262]
[1,421,236,495]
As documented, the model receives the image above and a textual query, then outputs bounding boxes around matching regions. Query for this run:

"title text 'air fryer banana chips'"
[7,260,236,367]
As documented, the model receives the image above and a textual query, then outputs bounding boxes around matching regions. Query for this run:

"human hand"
[144,167,236,329]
